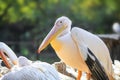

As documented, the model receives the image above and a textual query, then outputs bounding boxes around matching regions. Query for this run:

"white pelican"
[112,22,120,34]
[1,56,60,80]
[38,16,113,80]
[0,42,60,80]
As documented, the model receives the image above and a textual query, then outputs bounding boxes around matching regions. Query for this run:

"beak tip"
[37,49,41,54]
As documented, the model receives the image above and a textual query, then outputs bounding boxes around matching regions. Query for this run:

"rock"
[53,61,76,79]
[53,61,93,80]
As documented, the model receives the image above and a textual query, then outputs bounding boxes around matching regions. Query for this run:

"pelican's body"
[0,42,60,80]
[1,56,60,80]
[51,31,89,72]
[38,16,113,80]
[51,27,112,74]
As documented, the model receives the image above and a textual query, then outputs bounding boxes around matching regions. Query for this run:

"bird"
[112,22,120,34]
[0,42,18,69]
[38,16,113,80]
[0,42,60,80]
[1,56,60,80]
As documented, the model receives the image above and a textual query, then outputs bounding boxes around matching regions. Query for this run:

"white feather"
[71,27,113,75]
[112,22,120,34]
[1,57,60,80]
[0,42,60,80]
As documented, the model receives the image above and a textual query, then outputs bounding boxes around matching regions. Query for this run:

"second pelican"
[38,16,113,80]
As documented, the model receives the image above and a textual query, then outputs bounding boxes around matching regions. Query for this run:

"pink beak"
[38,24,66,53]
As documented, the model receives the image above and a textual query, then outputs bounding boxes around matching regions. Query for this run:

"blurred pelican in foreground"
[38,16,113,80]
[0,42,60,80]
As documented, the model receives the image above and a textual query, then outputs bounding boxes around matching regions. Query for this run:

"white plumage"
[112,22,120,34]
[1,56,60,80]
[113,60,120,80]
[0,42,60,80]
[71,27,113,74]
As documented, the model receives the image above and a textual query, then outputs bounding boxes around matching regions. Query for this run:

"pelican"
[38,16,113,80]
[112,22,120,34]
[0,42,60,80]
[1,56,60,80]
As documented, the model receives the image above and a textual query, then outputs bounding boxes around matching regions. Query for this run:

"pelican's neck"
[50,29,71,52]
[57,26,71,38]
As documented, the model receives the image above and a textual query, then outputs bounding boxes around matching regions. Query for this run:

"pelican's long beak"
[38,24,66,53]
[0,50,11,69]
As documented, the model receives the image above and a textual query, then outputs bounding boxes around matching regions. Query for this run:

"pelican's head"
[0,42,18,69]
[38,16,72,53]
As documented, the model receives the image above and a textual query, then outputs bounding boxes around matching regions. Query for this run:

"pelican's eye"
[60,21,62,23]
[56,20,63,26]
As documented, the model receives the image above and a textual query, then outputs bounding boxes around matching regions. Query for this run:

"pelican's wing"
[71,28,109,80]
[71,27,113,74]
[82,46,109,80]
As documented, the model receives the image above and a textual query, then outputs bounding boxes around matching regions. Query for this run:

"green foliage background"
[0,0,120,61]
